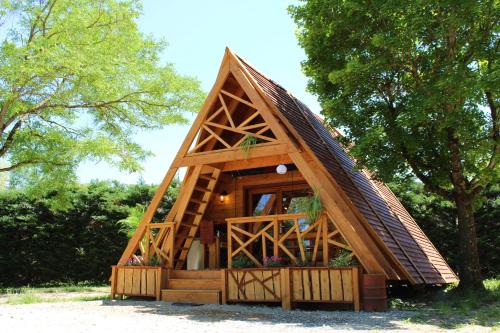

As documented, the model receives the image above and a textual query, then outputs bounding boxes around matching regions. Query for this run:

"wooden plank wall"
[223,267,360,311]
[111,266,167,301]
[226,268,282,302]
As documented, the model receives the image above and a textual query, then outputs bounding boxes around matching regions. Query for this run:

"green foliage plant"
[0,0,204,208]
[240,135,258,158]
[328,250,353,268]
[231,254,255,268]
[298,188,323,224]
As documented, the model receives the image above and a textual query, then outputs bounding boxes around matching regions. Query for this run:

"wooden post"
[221,269,227,304]
[168,225,175,268]
[228,222,233,268]
[322,215,329,266]
[280,267,291,310]
[144,226,150,265]
[155,267,162,301]
[352,267,360,312]
[110,266,117,300]
[273,217,279,257]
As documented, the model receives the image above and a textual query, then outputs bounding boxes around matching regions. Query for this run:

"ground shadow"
[99,298,412,331]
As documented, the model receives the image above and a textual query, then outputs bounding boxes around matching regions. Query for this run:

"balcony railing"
[226,213,350,268]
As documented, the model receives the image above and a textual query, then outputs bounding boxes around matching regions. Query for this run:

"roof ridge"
[236,54,302,99]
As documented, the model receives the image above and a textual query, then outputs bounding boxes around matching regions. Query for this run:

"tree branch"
[0,120,22,158]
[0,160,38,173]
[485,91,498,171]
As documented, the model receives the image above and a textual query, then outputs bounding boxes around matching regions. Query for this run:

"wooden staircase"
[173,167,221,269]
[160,270,222,304]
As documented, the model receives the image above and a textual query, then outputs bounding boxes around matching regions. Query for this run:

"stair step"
[161,289,220,304]
[185,210,202,216]
[194,186,209,192]
[189,198,208,205]
[199,174,217,181]
[170,270,222,279]
[167,278,221,290]
[180,223,197,228]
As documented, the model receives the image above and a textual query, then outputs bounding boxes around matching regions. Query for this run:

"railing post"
[352,266,360,311]
[168,224,175,269]
[322,215,329,266]
[155,267,162,301]
[273,217,279,257]
[144,225,150,265]
[220,269,227,304]
[227,222,233,268]
[110,266,117,300]
[280,267,291,310]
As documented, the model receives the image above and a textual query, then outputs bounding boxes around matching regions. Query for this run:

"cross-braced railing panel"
[226,213,352,268]
[128,222,175,268]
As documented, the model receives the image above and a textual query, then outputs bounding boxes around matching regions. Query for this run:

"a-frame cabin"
[110,48,458,311]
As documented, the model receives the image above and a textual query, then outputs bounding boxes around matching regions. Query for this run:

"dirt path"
[0,299,492,332]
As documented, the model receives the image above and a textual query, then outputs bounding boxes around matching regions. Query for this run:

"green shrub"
[231,254,255,268]
[0,180,177,286]
[328,250,353,267]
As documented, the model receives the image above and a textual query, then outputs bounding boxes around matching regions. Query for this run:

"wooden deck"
[111,266,361,311]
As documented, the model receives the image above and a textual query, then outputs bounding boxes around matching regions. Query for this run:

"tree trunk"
[455,196,484,290]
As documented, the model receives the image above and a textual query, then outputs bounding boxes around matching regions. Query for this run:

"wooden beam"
[174,143,290,167]
[216,154,292,171]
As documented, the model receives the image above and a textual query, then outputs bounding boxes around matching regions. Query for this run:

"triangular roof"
[233,51,457,284]
[118,48,458,284]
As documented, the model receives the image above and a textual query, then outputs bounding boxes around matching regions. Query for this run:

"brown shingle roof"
[238,56,457,284]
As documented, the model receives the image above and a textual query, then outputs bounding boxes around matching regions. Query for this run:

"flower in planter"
[125,256,142,266]
[264,256,288,267]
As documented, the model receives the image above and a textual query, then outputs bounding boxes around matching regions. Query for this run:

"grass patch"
[5,294,110,305]
[1,281,110,305]
[0,281,108,295]
[390,278,500,329]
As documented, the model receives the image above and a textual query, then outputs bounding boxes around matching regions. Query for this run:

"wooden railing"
[131,222,176,268]
[226,213,351,268]
[223,266,360,311]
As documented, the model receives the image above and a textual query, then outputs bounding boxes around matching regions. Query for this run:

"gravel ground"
[0,299,492,333]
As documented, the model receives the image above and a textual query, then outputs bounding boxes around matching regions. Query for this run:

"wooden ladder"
[173,167,220,269]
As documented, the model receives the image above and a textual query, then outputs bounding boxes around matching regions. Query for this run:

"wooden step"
[199,174,217,181]
[167,278,221,290]
[170,270,221,279]
[184,210,202,216]
[161,289,220,304]
[194,186,209,192]
[189,198,208,205]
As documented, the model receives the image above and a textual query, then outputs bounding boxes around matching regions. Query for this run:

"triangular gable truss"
[191,88,276,153]
[117,48,454,285]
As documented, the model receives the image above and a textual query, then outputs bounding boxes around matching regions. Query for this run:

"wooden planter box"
[223,266,360,311]
[111,266,167,300]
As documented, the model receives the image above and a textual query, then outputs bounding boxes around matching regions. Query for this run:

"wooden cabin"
[110,48,458,311]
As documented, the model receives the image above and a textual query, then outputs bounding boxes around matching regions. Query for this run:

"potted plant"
[297,188,323,224]
[240,135,258,158]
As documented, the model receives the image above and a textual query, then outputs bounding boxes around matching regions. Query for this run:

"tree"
[0,0,204,205]
[290,0,498,290]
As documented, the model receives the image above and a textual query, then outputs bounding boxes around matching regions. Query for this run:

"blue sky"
[77,0,321,184]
